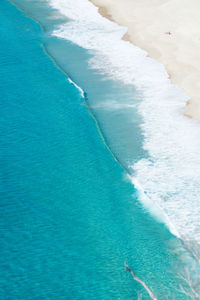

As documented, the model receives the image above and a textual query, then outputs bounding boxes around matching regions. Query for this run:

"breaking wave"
[47,0,200,241]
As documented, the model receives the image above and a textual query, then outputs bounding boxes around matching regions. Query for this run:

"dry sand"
[90,0,200,122]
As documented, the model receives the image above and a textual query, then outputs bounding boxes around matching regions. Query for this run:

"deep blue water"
[0,1,187,299]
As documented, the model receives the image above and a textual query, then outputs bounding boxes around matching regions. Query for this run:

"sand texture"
[90,0,200,122]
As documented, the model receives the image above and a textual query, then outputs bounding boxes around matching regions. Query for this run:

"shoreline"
[90,0,200,122]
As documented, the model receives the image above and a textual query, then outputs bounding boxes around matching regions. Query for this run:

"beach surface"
[90,0,200,122]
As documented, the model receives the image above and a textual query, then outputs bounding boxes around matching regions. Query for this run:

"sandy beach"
[90,0,200,122]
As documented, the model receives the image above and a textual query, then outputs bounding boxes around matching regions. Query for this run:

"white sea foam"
[47,0,200,242]
[68,77,85,98]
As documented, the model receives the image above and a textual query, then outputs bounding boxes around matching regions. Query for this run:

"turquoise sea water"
[0,0,189,299]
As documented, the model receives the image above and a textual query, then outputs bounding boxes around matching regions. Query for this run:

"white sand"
[90,0,200,122]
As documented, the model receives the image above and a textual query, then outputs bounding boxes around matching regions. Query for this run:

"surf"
[46,0,200,244]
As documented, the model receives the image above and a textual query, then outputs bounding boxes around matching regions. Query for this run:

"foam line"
[47,0,200,242]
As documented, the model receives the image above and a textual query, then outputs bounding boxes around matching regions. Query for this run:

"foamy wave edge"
[47,0,200,243]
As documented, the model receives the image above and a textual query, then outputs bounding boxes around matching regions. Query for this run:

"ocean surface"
[0,0,198,299]
[45,0,200,242]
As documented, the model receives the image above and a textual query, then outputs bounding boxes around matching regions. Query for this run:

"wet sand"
[90,0,200,122]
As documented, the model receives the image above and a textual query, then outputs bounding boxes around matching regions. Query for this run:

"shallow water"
[0,0,192,299]
[45,0,200,242]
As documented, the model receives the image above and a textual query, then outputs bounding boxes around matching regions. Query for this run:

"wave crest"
[48,0,200,242]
